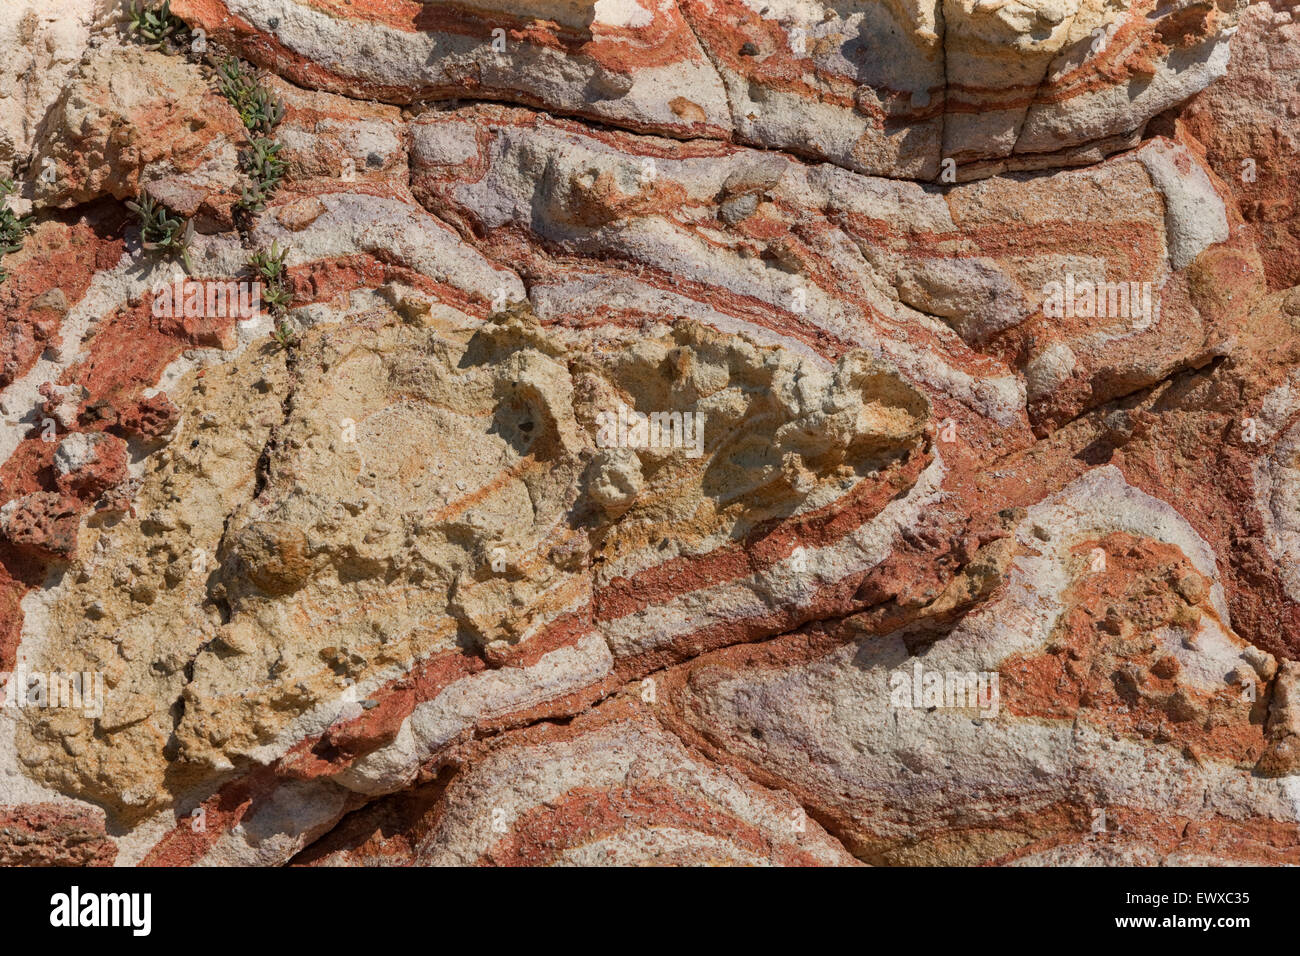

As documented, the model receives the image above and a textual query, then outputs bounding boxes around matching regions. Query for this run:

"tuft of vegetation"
[248,242,296,348]
[271,317,298,349]
[127,0,189,50]
[0,179,34,284]
[127,190,196,273]
[249,240,294,317]
[218,58,289,219]
[218,59,286,138]
[236,138,287,215]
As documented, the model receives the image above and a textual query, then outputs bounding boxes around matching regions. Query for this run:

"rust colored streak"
[596,445,930,623]
[480,782,832,866]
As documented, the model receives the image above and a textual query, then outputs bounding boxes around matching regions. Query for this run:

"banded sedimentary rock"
[169,0,1243,179]
[656,467,1294,864]
[409,103,1244,435]
[171,0,733,138]
[0,0,1297,867]
[299,698,861,866]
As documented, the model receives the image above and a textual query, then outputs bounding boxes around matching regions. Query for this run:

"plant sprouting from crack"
[271,318,298,349]
[0,179,34,285]
[218,59,285,138]
[127,0,189,50]
[218,58,289,218]
[127,190,195,273]
[249,241,295,347]
[237,137,287,215]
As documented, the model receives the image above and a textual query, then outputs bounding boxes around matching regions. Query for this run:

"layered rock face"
[0,0,1298,867]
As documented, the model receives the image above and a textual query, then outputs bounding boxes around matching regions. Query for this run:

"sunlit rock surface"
[0,0,1298,867]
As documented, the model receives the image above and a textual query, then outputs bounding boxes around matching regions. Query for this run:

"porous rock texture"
[0,0,1298,867]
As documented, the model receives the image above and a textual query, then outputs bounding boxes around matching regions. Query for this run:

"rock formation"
[0,0,1298,866]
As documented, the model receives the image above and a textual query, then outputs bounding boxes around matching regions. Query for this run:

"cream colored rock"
[0,0,114,178]
[14,293,927,825]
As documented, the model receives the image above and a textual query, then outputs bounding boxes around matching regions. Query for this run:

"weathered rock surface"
[0,0,1298,867]
[1181,0,1300,289]
[0,0,116,180]
[171,0,1244,180]
[31,37,246,226]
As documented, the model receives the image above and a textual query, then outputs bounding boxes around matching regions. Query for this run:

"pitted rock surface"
[0,0,1298,867]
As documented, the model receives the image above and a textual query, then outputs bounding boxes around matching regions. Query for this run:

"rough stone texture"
[0,803,116,866]
[0,0,1298,867]
[0,492,82,559]
[30,38,247,228]
[170,0,1244,180]
[1181,0,1300,289]
[0,0,116,180]
[53,431,128,502]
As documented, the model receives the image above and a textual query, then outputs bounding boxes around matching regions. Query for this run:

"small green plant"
[0,179,34,284]
[271,317,298,349]
[219,58,288,219]
[249,241,296,348]
[236,138,287,215]
[218,59,285,137]
[127,0,188,50]
[127,190,195,273]
[249,240,293,316]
